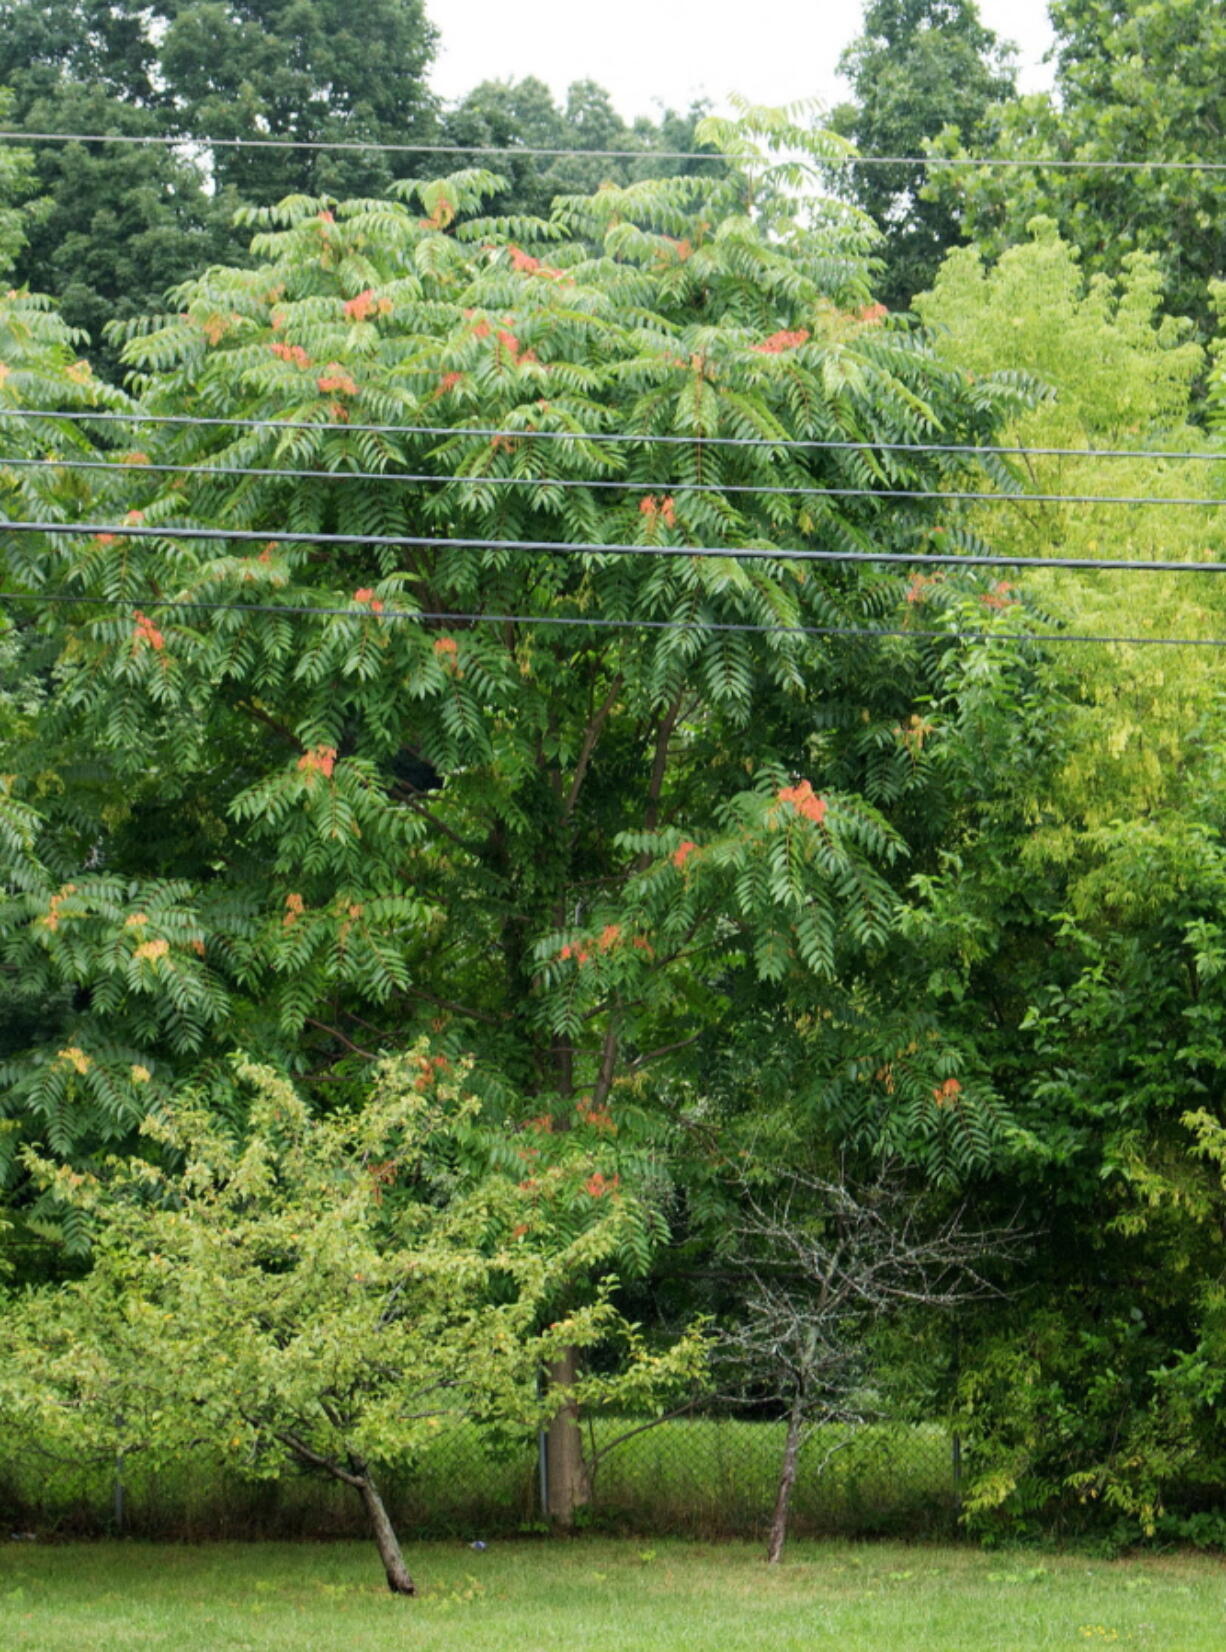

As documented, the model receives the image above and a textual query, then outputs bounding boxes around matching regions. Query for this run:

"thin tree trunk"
[767,1400,806,1565]
[545,1346,590,1528]
[355,1471,416,1595]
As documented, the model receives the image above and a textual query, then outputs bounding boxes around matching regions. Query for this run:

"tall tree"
[0,97,41,276]
[904,222,1226,1539]
[830,0,1017,309]
[930,0,1226,331]
[438,77,721,219]
[0,108,1035,1514]
[157,0,439,203]
[0,0,439,347]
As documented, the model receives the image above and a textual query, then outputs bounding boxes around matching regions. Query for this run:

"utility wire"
[2,516,1225,575]
[1,130,1223,171]
[1,586,1222,651]
[2,453,1219,509]
[2,407,1220,465]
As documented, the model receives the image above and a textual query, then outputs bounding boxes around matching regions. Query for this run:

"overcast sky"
[429,0,1057,121]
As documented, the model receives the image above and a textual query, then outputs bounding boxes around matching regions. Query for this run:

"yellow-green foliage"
[917,219,1225,854]
[0,1048,706,1489]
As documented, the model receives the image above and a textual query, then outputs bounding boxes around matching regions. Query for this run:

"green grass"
[2,1539,1226,1650]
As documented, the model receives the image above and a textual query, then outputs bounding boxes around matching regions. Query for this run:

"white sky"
[429,0,1056,122]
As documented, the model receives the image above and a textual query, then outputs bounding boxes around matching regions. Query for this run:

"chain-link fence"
[1,1413,963,1541]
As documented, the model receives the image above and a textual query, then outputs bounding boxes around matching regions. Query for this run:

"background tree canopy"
[830,0,1017,309]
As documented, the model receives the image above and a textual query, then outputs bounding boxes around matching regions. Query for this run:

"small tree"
[720,1166,1017,1563]
[0,1048,704,1593]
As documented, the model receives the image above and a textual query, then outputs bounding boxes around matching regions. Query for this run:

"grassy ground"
[2,1539,1225,1650]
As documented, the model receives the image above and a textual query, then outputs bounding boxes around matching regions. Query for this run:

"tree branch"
[304,1017,379,1059]
[564,672,624,821]
[629,1031,703,1072]
[275,1429,366,1487]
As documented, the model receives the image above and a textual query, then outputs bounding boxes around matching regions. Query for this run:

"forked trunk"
[767,1400,806,1565]
[545,1345,590,1528]
[356,1471,416,1595]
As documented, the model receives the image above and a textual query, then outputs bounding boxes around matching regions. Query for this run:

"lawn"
[2,1539,1225,1650]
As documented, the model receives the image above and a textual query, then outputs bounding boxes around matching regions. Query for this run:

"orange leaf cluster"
[200,312,236,346]
[639,495,677,528]
[672,840,699,869]
[419,195,454,231]
[133,610,165,652]
[906,572,943,605]
[932,1077,962,1105]
[284,892,305,928]
[354,587,384,614]
[576,1100,616,1133]
[438,371,465,393]
[412,1052,452,1093]
[316,364,358,396]
[134,937,170,962]
[42,884,77,933]
[270,341,311,368]
[979,581,1016,611]
[297,745,337,779]
[433,635,458,659]
[859,303,888,324]
[584,1171,619,1199]
[777,780,827,825]
[507,244,566,280]
[343,289,391,321]
[752,328,810,354]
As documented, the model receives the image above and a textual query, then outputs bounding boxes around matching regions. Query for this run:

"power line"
[1,130,1223,172]
[1,586,1223,650]
[2,407,1220,465]
[2,453,1219,509]
[2,516,1225,576]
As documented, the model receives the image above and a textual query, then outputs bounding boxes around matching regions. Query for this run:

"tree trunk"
[767,1401,806,1565]
[355,1471,416,1595]
[545,1346,590,1528]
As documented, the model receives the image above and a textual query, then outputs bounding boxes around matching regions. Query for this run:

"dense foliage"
[1,1049,703,1588]
[930,0,1226,332]
[830,0,1016,308]
[1,0,1226,1553]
